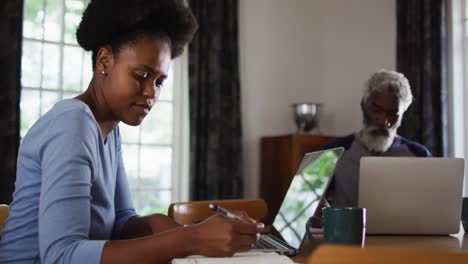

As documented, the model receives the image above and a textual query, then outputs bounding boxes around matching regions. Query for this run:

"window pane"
[64,0,85,44]
[466,2,468,20]
[63,46,83,91]
[44,0,62,42]
[159,66,174,101]
[21,40,42,88]
[42,43,60,89]
[139,146,172,189]
[41,91,60,115]
[20,89,40,137]
[120,124,140,144]
[141,102,173,144]
[121,144,139,189]
[134,190,171,215]
[63,92,79,99]
[23,0,44,39]
[81,52,93,90]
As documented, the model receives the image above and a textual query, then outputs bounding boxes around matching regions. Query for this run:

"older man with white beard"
[321,69,432,207]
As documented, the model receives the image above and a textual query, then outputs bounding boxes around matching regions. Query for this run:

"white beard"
[360,115,401,153]
[359,129,397,153]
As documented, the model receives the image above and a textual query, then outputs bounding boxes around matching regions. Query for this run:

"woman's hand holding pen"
[188,212,260,257]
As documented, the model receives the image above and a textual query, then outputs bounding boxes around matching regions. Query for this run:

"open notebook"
[250,147,344,255]
[171,252,294,264]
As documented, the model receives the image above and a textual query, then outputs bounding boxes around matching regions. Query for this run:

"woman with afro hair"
[0,1,260,263]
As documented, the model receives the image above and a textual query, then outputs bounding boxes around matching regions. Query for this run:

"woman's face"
[101,37,171,126]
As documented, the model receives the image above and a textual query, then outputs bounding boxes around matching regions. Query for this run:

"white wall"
[239,0,396,198]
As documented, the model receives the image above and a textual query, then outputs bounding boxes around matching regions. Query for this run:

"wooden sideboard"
[259,134,335,225]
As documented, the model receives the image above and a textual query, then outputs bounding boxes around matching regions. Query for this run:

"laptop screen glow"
[272,148,343,248]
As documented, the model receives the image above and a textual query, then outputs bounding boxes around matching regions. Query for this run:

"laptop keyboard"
[253,236,277,249]
[253,235,291,250]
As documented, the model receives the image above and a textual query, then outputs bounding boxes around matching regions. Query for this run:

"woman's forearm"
[104,213,259,263]
[102,225,197,264]
[119,214,181,239]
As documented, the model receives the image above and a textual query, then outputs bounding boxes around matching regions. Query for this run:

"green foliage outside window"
[301,151,339,190]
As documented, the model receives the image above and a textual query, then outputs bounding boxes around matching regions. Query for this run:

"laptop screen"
[272,147,344,248]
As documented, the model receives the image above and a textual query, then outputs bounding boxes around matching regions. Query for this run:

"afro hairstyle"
[76,0,198,69]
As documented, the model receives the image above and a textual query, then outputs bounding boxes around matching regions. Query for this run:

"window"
[448,0,468,195]
[21,0,189,214]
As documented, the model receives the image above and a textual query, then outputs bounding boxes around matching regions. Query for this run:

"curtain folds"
[188,0,243,200]
[396,0,448,157]
[0,0,22,204]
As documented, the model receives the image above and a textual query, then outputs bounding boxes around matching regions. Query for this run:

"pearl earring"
[101,70,106,75]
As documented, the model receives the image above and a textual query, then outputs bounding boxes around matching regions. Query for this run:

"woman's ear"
[95,46,114,75]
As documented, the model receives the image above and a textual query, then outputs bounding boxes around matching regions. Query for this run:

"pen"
[209,203,249,223]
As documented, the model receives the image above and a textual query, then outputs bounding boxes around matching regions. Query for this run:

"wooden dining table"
[291,230,468,263]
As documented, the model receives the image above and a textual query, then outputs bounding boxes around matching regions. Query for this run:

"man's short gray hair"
[362,69,413,112]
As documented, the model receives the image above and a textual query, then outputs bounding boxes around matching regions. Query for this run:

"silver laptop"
[358,157,465,235]
[252,147,344,255]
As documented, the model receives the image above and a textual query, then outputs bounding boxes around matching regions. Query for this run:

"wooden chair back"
[0,204,9,231]
[168,198,267,225]
[308,245,468,264]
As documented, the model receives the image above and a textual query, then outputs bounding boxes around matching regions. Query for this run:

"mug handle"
[306,216,324,244]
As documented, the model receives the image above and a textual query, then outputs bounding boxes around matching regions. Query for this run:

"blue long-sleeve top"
[0,99,137,263]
